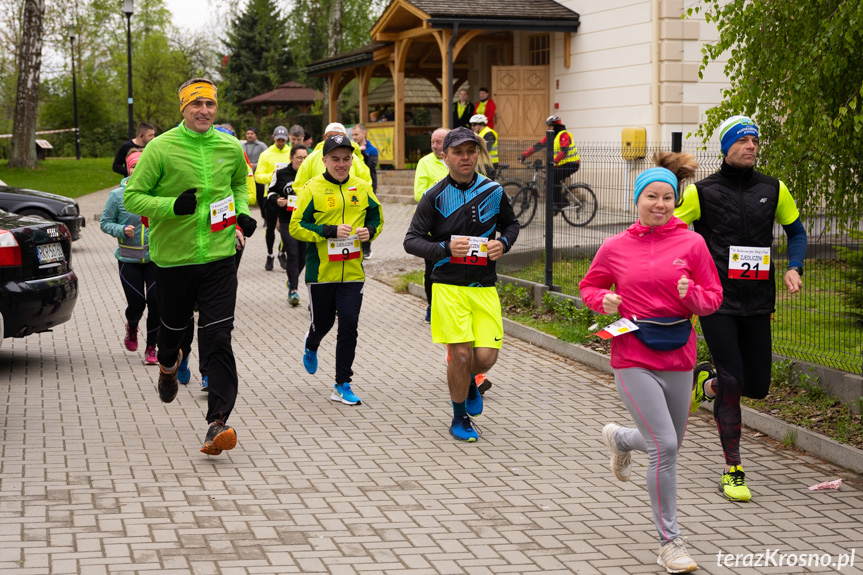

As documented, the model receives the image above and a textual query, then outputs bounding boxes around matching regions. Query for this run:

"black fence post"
[671,131,682,153]
[545,129,555,290]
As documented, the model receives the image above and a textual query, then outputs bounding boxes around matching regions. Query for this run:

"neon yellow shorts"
[431,283,503,348]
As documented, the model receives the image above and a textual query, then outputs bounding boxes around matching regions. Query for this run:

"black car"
[0,184,86,240]
[0,209,78,342]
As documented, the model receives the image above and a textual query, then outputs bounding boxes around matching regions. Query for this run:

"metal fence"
[495,138,862,375]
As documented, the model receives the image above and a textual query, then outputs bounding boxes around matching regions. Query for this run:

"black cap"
[442,126,478,150]
[322,134,354,156]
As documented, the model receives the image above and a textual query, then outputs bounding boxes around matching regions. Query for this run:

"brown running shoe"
[157,350,182,403]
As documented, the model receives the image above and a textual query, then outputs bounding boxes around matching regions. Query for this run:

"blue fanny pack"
[632,317,692,351]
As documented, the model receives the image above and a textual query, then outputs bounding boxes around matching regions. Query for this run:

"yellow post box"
[621,127,647,160]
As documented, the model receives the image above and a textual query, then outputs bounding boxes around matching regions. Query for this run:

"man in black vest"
[675,115,807,502]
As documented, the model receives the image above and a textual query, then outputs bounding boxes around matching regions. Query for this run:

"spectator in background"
[451,89,474,129]
[113,122,156,177]
[243,128,268,171]
[405,111,415,126]
[352,123,379,260]
[303,130,314,148]
[475,88,496,130]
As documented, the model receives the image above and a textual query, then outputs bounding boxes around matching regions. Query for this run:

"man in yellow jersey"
[290,135,383,406]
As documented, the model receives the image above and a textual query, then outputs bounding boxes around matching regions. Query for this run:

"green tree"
[687,1,863,226]
[222,0,293,107]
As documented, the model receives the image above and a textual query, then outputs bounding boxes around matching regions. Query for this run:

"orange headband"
[179,82,217,111]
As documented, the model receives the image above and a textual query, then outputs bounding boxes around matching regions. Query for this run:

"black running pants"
[156,257,239,423]
[118,260,159,347]
[305,282,364,384]
[278,219,305,291]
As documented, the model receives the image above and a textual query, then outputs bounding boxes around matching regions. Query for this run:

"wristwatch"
[787,265,804,276]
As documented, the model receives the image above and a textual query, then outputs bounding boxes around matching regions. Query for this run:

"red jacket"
[579,217,722,371]
[475,98,496,129]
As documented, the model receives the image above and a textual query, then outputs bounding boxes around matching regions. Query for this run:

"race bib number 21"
[728,245,770,280]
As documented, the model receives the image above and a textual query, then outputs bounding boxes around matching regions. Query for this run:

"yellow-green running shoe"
[691,362,716,412]
[719,465,752,501]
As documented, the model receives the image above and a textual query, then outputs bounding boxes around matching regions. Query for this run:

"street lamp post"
[67,27,81,160]
[122,0,134,140]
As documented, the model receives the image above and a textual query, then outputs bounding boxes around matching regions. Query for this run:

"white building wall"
[552,0,730,144]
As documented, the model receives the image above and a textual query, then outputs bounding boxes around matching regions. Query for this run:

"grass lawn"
[0,157,119,199]
[506,257,862,373]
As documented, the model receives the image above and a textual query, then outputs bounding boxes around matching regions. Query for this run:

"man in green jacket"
[124,77,257,457]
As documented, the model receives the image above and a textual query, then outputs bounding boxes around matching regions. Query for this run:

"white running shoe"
[656,538,698,573]
[601,423,631,482]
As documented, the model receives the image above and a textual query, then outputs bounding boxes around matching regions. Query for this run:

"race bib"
[728,245,770,280]
[449,235,488,265]
[328,234,361,262]
[286,195,298,212]
[210,196,236,232]
[592,318,639,340]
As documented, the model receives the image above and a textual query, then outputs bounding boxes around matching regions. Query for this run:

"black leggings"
[265,207,279,254]
[118,261,159,347]
[699,313,772,466]
[278,219,305,291]
[553,163,580,205]
[156,257,239,423]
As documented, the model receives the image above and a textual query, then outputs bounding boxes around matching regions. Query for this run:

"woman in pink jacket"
[579,152,722,574]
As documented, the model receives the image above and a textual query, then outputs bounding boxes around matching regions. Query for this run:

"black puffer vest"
[693,161,779,316]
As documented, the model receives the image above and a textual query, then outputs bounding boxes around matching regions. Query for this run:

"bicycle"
[497,160,598,227]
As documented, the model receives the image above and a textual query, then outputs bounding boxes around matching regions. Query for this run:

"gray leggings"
[613,368,692,545]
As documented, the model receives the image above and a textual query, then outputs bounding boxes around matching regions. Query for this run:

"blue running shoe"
[331,382,361,405]
[201,375,208,393]
[177,355,191,385]
[302,331,318,374]
[449,415,479,442]
[466,378,483,417]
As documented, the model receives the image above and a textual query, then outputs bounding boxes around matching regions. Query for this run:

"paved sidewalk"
[0,191,861,574]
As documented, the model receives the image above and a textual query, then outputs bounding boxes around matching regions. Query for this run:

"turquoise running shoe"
[331,382,361,405]
[302,332,318,374]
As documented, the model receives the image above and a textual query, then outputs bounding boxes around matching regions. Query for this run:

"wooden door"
[492,66,549,140]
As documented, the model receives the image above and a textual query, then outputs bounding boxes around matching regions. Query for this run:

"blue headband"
[719,115,759,156]
[634,167,678,205]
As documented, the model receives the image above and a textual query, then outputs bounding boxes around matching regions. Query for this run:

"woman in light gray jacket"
[100,149,159,364]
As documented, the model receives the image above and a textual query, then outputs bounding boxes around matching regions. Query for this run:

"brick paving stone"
[1,195,862,574]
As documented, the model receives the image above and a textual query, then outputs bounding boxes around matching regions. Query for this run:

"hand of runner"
[677,275,690,298]
[487,239,504,261]
[336,224,353,238]
[784,269,802,294]
[356,227,370,242]
[235,228,245,250]
[602,293,622,314]
[449,236,470,258]
[124,225,134,238]
[276,197,287,207]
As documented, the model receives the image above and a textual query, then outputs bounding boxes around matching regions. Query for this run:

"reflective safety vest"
[479,126,498,163]
[554,130,580,166]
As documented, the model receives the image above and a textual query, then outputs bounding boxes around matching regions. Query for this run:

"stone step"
[378,170,416,186]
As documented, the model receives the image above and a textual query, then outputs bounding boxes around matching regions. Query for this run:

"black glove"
[237,213,257,238]
[173,188,197,215]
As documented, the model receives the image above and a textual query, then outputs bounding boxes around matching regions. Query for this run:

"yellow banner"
[367,125,394,163]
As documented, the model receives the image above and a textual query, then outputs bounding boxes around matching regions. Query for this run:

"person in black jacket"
[451,89,474,129]
[267,144,309,306]
[112,122,156,177]
[675,115,807,502]
[404,127,519,442]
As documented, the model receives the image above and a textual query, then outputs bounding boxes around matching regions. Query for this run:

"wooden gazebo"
[240,81,322,125]
[304,0,580,167]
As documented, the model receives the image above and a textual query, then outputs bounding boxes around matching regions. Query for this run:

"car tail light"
[0,229,22,266]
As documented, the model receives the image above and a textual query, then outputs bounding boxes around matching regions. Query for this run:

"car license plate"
[37,243,65,264]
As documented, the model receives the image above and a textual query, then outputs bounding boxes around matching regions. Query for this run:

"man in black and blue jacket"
[404,127,519,442]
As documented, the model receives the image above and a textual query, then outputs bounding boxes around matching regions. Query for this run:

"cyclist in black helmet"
[520,115,581,210]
